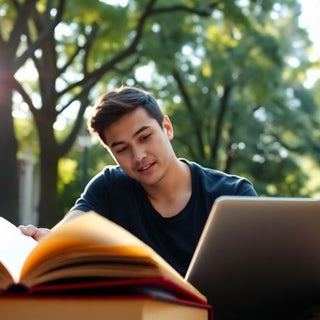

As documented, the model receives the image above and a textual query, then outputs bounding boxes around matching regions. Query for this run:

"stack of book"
[0,212,212,320]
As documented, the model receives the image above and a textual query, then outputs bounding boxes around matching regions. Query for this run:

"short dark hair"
[88,86,164,146]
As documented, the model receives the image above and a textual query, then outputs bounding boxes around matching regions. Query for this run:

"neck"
[144,159,192,217]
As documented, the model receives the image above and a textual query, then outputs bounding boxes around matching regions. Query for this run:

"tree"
[5,0,319,227]
[126,0,320,196]
[9,0,220,226]
[0,0,60,223]
[12,0,142,226]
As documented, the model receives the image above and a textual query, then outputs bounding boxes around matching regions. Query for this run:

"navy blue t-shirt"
[71,159,257,275]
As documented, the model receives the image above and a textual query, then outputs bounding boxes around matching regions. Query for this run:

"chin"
[142,174,165,187]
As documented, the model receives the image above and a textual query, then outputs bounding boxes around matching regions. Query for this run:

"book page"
[0,217,37,283]
[19,212,206,301]
[21,212,155,281]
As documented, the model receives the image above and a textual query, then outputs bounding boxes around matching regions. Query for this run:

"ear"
[162,115,174,140]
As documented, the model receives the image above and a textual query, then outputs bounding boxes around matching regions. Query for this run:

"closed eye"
[140,133,151,141]
[116,146,128,154]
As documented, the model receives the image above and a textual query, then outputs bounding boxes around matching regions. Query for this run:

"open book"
[0,212,206,305]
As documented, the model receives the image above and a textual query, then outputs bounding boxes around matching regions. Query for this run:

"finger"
[18,225,50,241]
[18,224,38,237]
[34,228,50,241]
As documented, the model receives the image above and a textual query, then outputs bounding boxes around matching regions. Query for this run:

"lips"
[137,162,155,173]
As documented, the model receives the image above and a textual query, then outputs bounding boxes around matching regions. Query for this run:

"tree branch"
[15,0,66,70]
[13,79,38,117]
[9,0,37,54]
[210,83,232,160]
[151,1,220,17]
[172,68,205,159]
[57,0,158,97]
[83,23,100,75]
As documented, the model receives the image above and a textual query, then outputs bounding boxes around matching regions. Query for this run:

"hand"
[19,224,50,241]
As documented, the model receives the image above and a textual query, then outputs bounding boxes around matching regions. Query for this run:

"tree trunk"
[37,125,59,228]
[0,64,19,224]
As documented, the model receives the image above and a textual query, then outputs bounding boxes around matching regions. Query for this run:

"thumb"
[19,225,50,241]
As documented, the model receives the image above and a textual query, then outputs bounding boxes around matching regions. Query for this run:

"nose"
[132,145,146,164]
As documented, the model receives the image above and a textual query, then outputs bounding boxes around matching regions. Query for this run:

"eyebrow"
[110,125,150,148]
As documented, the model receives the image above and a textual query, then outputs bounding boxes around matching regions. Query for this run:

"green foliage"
[57,158,77,193]
[5,0,320,220]
[127,0,320,197]
[0,0,18,40]
[14,116,39,159]
[56,140,115,218]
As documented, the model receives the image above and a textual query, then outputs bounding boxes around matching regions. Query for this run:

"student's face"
[104,107,175,186]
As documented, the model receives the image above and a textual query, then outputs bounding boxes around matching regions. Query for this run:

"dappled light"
[0,0,319,226]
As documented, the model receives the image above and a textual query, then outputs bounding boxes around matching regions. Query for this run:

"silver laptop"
[185,196,320,317]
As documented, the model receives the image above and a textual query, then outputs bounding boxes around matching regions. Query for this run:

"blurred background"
[0,0,319,227]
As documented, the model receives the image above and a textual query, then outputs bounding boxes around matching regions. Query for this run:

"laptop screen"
[185,196,320,317]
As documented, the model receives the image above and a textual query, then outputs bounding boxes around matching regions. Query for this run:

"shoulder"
[182,159,236,179]
[185,160,239,180]
[182,159,257,196]
[85,165,133,191]
[102,165,129,180]
[92,164,130,181]
[71,165,140,216]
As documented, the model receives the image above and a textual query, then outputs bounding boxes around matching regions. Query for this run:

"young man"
[20,86,257,276]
